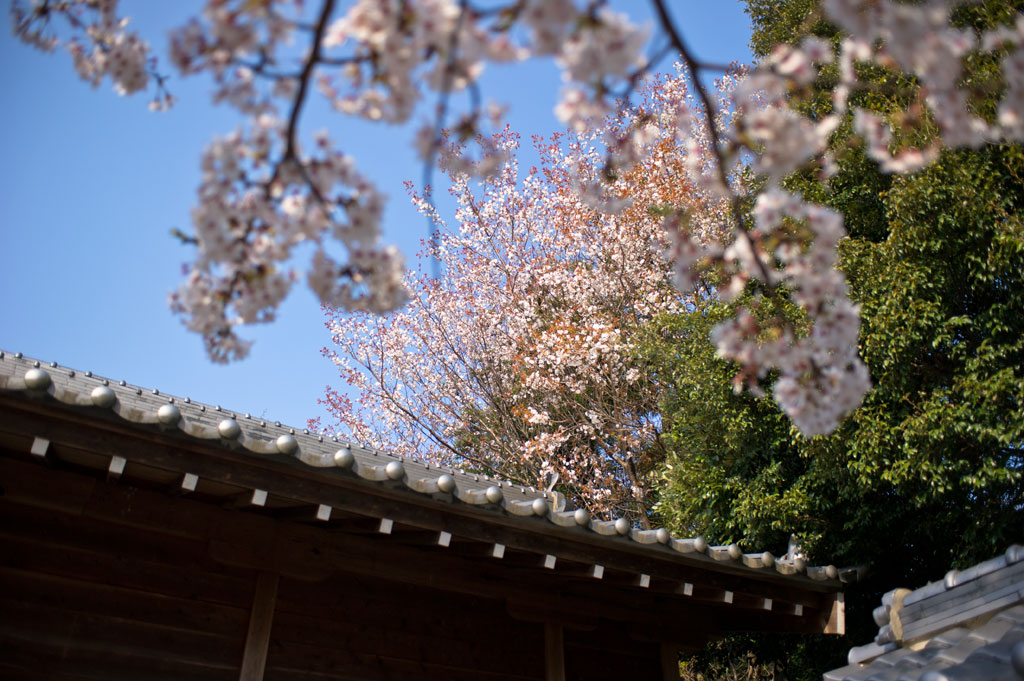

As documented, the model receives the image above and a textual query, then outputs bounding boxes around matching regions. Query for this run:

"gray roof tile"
[995,605,1024,627]
[877,647,929,668]
[899,648,945,668]
[825,663,871,681]
[972,618,1018,645]
[941,653,1016,681]
[935,633,990,665]
[839,666,885,681]
[864,668,905,681]
[929,628,972,648]
[899,659,952,681]
[850,642,898,665]
[975,627,1024,664]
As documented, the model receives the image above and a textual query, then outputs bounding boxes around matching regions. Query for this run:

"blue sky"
[0,1,754,430]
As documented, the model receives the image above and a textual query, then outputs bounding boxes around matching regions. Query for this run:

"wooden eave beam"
[0,401,840,615]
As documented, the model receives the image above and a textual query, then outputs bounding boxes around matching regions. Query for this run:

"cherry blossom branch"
[317,54,373,67]
[360,326,525,481]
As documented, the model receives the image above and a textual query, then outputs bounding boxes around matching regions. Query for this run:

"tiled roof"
[825,546,1024,681]
[0,350,847,584]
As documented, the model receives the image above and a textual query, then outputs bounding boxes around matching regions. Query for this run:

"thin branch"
[692,60,741,74]
[282,0,337,165]
[649,0,776,289]
[231,59,304,80]
[264,0,337,212]
[467,0,524,20]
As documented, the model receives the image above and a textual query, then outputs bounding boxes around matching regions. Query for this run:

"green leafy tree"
[647,1,1024,677]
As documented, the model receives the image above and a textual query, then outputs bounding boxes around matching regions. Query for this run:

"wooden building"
[0,351,847,681]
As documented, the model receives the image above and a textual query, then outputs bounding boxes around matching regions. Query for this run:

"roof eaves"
[0,350,848,587]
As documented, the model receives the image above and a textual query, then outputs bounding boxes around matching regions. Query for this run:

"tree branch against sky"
[11,0,1024,436]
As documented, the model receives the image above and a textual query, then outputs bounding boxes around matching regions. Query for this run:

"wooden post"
[825,593,846,635]
[239,571,279,681]
[660,643,680,681]
[544,622,565,681]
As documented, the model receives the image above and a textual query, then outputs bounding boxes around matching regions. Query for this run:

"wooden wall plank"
[0,566,249,637]
[0,451,96,513]
[267,608,541,677]
[564,638,662,681]
[264,637,543,681]
[825,593,845,635]
[661,643,681,681]
[269,574,544,678]
[277,574,508,629]
[2,532,253,608]
[0,492,255,605]
[0,668,96,681]
[0,631,236,681]
[1,598,241,667]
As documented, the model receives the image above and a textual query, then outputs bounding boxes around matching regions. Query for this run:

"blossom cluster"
[167,115,407,362]
[14,0,659,363]
[12,0,165,105]
[709,192,871,435]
